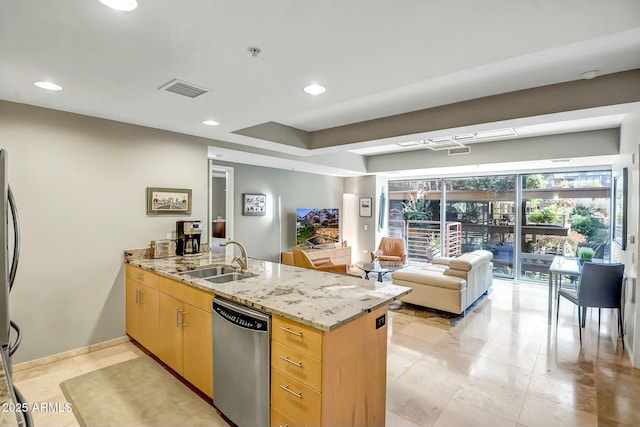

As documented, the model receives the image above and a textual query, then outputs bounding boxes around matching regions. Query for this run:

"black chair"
[556,262,625,347]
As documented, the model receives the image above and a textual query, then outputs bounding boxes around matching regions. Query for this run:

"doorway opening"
[208,162,234,253]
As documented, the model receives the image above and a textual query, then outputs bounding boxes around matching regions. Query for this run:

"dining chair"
[556,261,625,347]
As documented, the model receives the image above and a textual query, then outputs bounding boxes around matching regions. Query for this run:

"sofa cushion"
[448,250,493,272]
[392,269,466,291]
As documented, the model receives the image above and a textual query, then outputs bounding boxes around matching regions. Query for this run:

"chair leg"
[578,305,582,346]
[598,308,601,331]
[581,307,587,328]
[618,308,625,351]
[556,292,561,326]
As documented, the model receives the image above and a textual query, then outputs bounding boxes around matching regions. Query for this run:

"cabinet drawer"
[272,341,321,391]
[272,316,323,359]
[126,265,160,288]
[271,406,302,427]
[271,370,321,427]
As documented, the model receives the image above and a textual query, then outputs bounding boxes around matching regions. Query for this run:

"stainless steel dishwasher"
[212,297,271,427]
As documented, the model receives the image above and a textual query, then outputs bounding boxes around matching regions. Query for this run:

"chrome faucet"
[220,240,248,272]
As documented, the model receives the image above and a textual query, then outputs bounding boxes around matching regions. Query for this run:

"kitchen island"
[124,249,411,427]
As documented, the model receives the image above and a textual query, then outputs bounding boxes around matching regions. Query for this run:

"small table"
[355,261,406,282]
[547,256,606,324]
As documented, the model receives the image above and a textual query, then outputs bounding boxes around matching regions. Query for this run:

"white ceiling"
[1,0,640,177]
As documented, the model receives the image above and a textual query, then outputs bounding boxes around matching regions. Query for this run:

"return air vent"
[448,146,471,156]
[158,79,208,98]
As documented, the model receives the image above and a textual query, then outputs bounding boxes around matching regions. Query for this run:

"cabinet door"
[182,304,213,398]
[137,283,159,353]
[126,280,158,353]
[125,280,142,341]
[157,293,184,373]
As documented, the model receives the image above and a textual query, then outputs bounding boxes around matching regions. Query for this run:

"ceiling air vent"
[158,79,208,98]
[448,146,471,156]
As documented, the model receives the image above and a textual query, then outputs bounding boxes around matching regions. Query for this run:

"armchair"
[370,237,407,263]
[292,247,348,274]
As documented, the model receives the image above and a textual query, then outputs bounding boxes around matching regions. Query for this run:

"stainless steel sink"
[205,273,253,283]
[184,266,237,278]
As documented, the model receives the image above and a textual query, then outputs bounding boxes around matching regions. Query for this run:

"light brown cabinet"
[125,273,159,353]
[271,306,388,427]
[125,265,214,398]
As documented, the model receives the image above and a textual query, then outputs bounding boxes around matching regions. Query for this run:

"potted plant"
[577,246,595,269]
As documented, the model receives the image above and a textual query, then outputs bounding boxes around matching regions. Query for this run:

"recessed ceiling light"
[34,81,63,91]
[203,120,220,126]
[304,84,326,95]
[98,0,138,11]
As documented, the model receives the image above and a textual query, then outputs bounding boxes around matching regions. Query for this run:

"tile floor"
[12,279,640,427]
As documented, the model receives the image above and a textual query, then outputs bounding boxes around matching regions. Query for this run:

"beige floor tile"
[419,347,478,375]
[28,394,77,427]
[398,357,468,399]
[388,331,437,354]
[452,374,526,421]
[73,348,139,374]
[425,331,490,357]
[432,399,518,427]
[491,329,544,353]
[480,341,539,371]
[518,395,597,427]
[387,350,420,382]
[397,321,448,343]
[386,377,450,427]
[468,357,532,391]
[386,410,422,427]
[14,363,84,402]
[526,371,597,414]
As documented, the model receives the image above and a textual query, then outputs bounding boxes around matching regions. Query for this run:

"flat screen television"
[296,208,340,248]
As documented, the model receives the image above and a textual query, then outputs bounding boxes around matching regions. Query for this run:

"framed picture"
[146,187,192,215]
[613,167,627,250]
[243,193,266,216]
[359,197,372,217]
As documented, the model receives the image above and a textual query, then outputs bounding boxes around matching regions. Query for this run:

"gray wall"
[211,161,344,263]
[0,101,209,363]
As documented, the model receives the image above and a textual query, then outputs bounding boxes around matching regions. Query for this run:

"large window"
[519,171,611,281]
[388,170,611,283]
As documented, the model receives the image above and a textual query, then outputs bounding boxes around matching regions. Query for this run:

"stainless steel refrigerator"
[1,150,31,426]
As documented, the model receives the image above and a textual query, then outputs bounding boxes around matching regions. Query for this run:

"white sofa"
[391,250,493,315]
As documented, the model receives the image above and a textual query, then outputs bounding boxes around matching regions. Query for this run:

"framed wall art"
[612,167,627,250]
[146,187,192,215]
[243,193,266,216]
[359,197,372,217]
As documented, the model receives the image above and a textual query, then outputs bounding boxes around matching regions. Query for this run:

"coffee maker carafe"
[176,220,202,256]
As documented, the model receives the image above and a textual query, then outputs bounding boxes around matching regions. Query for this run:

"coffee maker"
[176,220,202,256]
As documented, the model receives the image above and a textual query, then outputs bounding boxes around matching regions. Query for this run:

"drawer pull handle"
[279,355,302,367]
[280,326,303,337]
[279,384,302,399]
[135,271,143,276]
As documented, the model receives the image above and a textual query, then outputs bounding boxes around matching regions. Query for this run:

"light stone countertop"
[124,249,411,332]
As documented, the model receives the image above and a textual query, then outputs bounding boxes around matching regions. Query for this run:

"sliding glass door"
[388,169,611,284]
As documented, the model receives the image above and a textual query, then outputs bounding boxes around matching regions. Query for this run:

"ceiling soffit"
[232,70,640,152]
